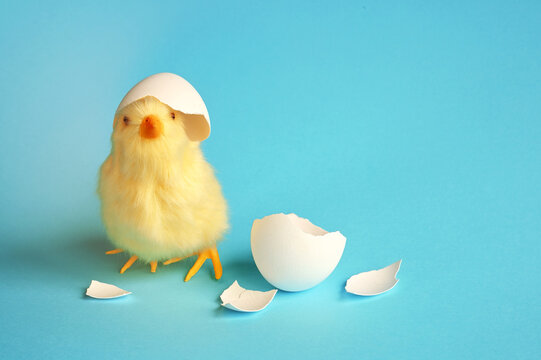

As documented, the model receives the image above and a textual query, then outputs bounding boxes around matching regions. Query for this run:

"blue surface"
[1,1,540,358]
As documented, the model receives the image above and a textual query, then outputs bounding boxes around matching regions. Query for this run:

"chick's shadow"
[3,229,144,283]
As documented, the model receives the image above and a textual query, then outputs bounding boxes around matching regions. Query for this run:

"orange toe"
[184,246,222,282]
[120,255,138,274]
[106,249,124,255]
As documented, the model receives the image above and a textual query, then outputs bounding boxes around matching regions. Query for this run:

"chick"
[98,88,228,281]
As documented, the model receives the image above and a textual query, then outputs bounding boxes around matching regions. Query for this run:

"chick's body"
[98,96,228,264]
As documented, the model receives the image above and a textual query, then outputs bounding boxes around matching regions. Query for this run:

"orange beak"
[140,115,163,139]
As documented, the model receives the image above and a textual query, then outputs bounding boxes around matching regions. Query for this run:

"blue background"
[1,1,540,359]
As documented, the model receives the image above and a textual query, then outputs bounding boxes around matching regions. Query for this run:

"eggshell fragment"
[345,260,402,296]
[116,73,210,139]
[251,213,346,292]
[220,281,278,312]
[85,280,131,299]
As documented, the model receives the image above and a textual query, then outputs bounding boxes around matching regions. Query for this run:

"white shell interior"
[345,260,402,296]
[251,213,346,292]
[220,281,278,312]
[85,280,131,299]
[116,72,210,128]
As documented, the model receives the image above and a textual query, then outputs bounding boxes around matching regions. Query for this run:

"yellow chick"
[98,74,228,281]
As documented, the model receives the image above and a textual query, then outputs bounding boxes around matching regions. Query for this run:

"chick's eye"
[123,116,129,125]
[170,112,175,120]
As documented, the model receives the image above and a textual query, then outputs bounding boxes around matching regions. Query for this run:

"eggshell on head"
[251,213,346,292]
[116,73,211,140]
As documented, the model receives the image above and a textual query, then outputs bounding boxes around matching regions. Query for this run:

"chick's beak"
[140,115,163,139]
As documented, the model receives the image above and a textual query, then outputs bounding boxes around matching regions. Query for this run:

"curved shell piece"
[86,280,131,299]
[345,260,402,296]
[220,281,278,312]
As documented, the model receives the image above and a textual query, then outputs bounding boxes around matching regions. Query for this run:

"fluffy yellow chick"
[98,94,228,281]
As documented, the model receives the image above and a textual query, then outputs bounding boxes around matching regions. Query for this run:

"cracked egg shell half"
[251,213,346,292]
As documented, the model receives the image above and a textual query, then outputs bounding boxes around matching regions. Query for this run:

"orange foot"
[105,249,158,274]
[162,246,222,282]
[184,246,222,282]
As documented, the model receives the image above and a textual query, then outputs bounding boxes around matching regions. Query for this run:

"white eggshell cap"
[116,72,210,134]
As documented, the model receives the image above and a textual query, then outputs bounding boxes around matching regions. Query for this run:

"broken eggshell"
[251,213,346,292]
[220,280,278,312]
[116,72,211,141]
[85,280,131,299]
[345,260,402,296]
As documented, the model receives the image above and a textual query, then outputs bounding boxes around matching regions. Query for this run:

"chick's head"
[111,96,209,164]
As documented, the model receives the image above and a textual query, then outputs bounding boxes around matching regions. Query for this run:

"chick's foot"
[184,246,222,282]
[105,247,222,277]
[106,249,158,273]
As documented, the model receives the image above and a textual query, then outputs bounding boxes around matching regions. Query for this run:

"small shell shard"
[345,260,402,296]
[86,280,132,299]
[220,281,278,312]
